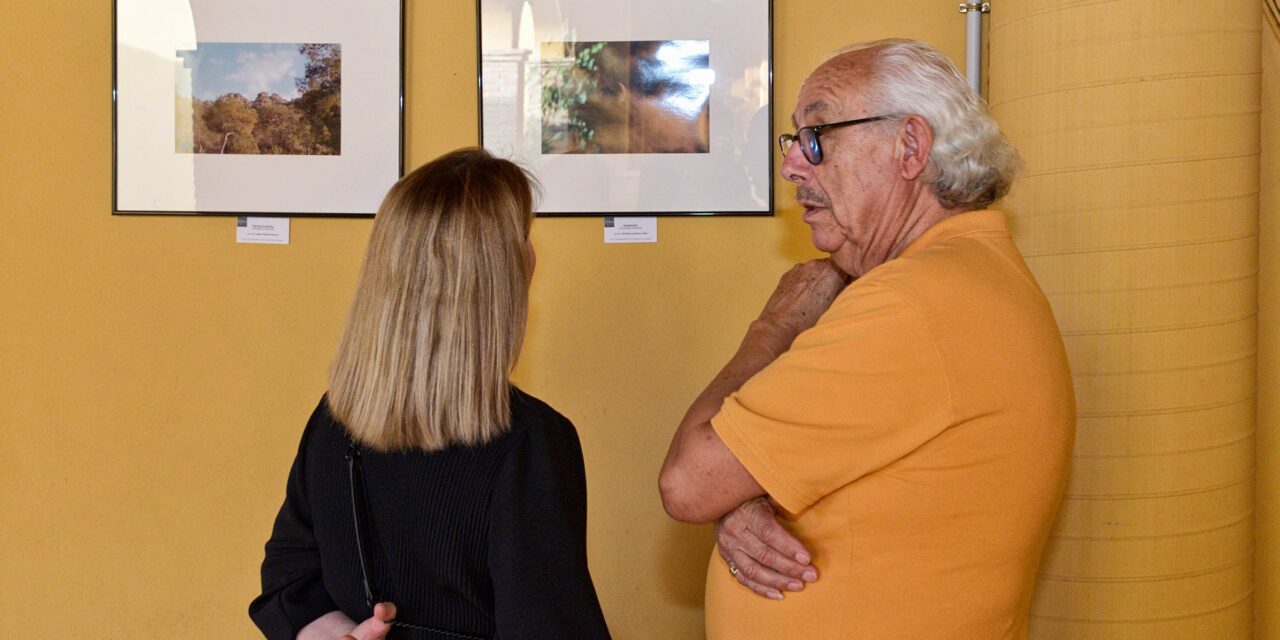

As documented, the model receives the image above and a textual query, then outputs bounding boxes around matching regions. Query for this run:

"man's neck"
[854,195,963,276]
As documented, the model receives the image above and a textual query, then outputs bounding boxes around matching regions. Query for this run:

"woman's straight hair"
[328,147,536,452]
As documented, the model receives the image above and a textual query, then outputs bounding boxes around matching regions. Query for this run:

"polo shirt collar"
[898,209,1008,259]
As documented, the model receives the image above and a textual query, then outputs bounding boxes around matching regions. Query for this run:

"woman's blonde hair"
[328,147,536,452]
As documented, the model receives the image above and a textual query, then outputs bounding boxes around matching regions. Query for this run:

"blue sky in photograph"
[177,43,315,101]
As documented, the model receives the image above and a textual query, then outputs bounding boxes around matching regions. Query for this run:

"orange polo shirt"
[708,210,1075,639]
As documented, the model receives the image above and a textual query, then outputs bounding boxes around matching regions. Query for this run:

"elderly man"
[659,39,1075,639]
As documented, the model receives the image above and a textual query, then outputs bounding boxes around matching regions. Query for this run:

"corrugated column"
[988,1,1261,638]
[1258,4,1280,638]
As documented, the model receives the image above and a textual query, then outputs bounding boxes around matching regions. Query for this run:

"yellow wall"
[991,1,1261,637]
[0,1,962,637]
[5,2,1274,638]
[1257,10,1280,639]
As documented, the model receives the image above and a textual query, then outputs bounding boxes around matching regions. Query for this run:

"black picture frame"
[112,0,405,217]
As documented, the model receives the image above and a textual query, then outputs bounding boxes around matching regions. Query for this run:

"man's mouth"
[795,187,830,221]
[799,201,826,221]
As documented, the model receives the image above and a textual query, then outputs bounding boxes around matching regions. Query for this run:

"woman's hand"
[297,603,397,640]
[341,602,397,640]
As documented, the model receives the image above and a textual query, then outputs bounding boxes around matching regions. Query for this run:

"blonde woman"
[250,148,610,640]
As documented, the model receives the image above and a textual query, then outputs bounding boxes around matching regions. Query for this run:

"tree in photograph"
[251,92,314,155]
[540,41,709,154]
[542,41,606,152]
[294,43,341,154]
[200,93,261,154]
[189,100,223,153]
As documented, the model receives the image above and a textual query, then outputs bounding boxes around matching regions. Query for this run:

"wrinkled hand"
[341,602,396,640]
[716,497,818,600]
[756,259,850,344]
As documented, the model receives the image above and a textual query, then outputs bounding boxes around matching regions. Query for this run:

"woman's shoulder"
[509,386,571,424]
[504,387,582,453]
[297,394,350,452]
[304,389,578,457]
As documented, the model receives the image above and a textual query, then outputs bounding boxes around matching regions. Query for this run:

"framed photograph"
[478,0,772,216]
[113,0,404,216]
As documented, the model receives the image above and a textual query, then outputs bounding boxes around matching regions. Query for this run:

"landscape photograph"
[175,42,341,155]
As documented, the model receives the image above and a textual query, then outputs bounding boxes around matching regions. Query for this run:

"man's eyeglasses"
[778,115,898,165]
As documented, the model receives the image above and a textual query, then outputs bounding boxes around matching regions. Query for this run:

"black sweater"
[249,389,611,639]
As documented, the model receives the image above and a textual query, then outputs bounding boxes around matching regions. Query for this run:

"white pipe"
[966,7,982,95]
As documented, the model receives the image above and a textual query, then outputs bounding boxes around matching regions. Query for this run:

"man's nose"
[781,143,812,184]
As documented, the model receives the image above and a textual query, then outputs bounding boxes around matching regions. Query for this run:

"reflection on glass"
[540,40,711,154]
[175,42,342,155]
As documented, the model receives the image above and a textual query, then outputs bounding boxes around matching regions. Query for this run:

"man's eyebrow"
[801,100,831,118]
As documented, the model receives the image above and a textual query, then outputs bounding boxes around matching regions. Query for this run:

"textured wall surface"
[991,1,1261,637]
[1257,7,1280,639]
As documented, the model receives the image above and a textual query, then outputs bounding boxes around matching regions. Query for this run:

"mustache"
[795,186,831,207]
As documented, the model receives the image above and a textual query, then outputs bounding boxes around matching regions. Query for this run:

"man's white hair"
[835,39,1022,211]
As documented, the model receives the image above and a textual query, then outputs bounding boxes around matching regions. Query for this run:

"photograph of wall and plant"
[540,40,710,154]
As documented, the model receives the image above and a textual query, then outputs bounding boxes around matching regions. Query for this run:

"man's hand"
[716,497,818,600]
[754,259,850,347]
[341,602,397,640]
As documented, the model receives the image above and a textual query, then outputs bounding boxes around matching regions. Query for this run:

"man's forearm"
[661,259,847,523]
[660,320,795,522]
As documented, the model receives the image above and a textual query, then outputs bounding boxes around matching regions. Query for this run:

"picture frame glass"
[479,0,772,216]
[114,0,403,216]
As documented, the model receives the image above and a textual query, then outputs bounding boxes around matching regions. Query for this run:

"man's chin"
[809,239,858,276]
[808,231,843,255]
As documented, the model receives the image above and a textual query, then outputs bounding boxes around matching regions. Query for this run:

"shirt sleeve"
[248,405,339,640]
[487,412,612,639]
[712,281,955,514]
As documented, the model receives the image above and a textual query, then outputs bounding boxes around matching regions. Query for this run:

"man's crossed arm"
[658,259,847,599]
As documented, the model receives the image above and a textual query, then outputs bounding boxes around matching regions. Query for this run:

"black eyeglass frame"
[777,115,898,165]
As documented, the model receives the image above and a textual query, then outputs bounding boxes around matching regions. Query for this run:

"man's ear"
[896,115,934,181]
